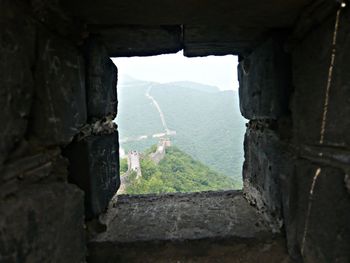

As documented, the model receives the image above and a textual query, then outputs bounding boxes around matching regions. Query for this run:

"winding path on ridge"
[121,84,176,144]
[146,84,172,135]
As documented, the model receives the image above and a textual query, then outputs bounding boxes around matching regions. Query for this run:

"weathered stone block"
[64,132,120,218]
[94,26,182,57]
[0,183,86,262]
[183,25,266,57]
[243,123,293,231]
[30,27,87,146]
[88,238,292,263]
[30,0,76,37]
[96,191,271,243]
[282,159,350,262]
[0,1,35,165]
[1,149,69,194]
[85,38,118,119]
[292,10,350,146]
[238,35,292,120]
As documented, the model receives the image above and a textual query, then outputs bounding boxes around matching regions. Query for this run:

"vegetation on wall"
[120,158,128,174]
[124,147,240,194]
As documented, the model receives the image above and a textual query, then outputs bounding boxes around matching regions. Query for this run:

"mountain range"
[116,76,246,186]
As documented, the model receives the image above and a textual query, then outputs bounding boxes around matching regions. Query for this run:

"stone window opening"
[111,52,246,195]
[85,51,288,262]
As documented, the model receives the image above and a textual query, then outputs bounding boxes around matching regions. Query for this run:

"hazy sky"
[112,51,239,91]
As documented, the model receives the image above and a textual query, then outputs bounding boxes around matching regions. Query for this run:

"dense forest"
[123,147,240,194]
[116,76,246,186]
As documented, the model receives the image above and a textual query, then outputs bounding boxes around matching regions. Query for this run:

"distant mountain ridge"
[164,81,220,93]
[120,76,220,93]
[116,76,246,185]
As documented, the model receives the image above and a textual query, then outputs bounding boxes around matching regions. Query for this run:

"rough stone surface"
[287,0,337,50]
[1,148,68,191]
[183,25,267,57]
[30,27,87,146]
[91,26,182,57]
[0,182,86,263]
[64,132,120,218]
[59,0,312,57]
[0,1,35,166]
[243,123,293,232]
[60,0,311,27]
[30,0,76,37]
[1,1,350,263]
[89,237,292,263]
[85,37,118,119]
[96,191,271,243]
[282,159,350,262]
[90,191,292,262]
[281,8,350,260]
[292,9,350,147]
[238,35,292,120]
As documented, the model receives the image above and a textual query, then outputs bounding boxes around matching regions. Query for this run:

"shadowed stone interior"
[88,238,292,263]
[0,0,349,262]
[89,191,291,262]
[97,191,271,242]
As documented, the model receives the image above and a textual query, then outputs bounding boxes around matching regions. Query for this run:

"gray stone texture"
[1,2,88,262]
[238,35,292,120]
[85,37,118,119]
[282,160,350,262]
[0,183,86,263]
[92,26,182,57]
[29,0,87,41]
[0,1,35,166]
[89,238,292,263]
[292,9,350,147]
[60,0,311,30]
[30,27,87,146]
[242,123,293,232]
[64,132,120,218]
[1,1,350,263]
[183,25,266,57]
[89,191,292,262]
[283,6,350,262]
[97,191,271,243]
[1,149,68,194]
[60,0,312,57]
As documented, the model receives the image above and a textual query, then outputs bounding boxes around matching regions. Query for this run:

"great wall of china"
[118,84,175,194]
[118,138,172,194]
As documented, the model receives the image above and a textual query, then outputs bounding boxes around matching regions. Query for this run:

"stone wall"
[239,4,350,262]
[89,191,291,263]
[1,0,349,262]
[287,6,350,261]
[0,0,120,261]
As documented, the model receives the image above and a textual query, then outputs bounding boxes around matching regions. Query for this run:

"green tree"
[124,146,241,194]
[120,158,128,174]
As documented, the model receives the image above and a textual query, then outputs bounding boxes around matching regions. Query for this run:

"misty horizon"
[112,51,239,91]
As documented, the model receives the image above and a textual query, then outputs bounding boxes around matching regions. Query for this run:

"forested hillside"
[116,76,246,185]
[124,147,240,194]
